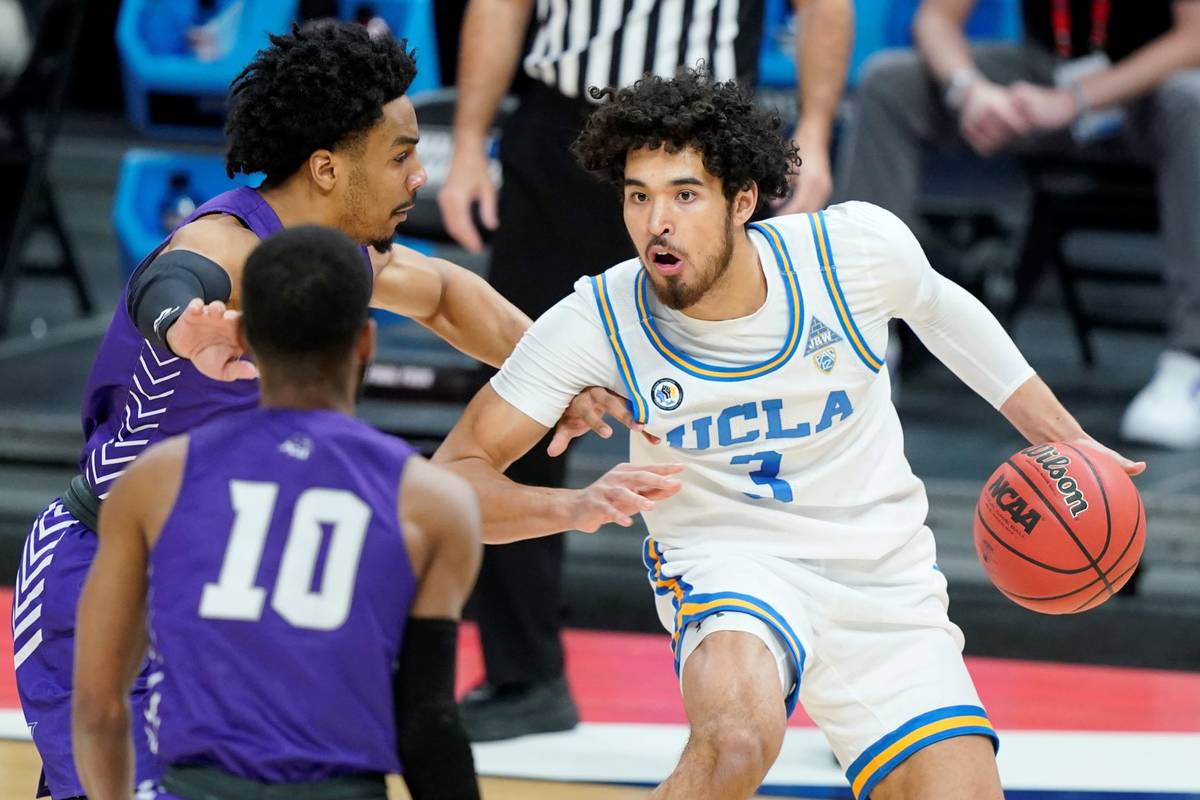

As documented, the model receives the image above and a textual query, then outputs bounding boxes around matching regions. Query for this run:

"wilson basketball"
[973,442,1145,614]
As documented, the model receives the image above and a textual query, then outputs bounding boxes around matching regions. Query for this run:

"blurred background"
[0,2,1196,791]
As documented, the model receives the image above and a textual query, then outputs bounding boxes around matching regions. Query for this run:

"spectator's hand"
[958,79,1032,156]
[776,133,833,214]
[1010,81,1079,133]
[437,148,499,253]
[570,463,683,532]
[165,298,258,382]
[1070,435,1147,477]
[549,387,662,457]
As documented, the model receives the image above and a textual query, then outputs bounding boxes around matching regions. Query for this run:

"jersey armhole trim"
[809,211,884,373]
[590,275,650,424]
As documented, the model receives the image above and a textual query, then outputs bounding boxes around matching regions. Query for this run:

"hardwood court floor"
[0,740,673,800]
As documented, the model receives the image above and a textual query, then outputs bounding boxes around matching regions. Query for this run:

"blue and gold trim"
[633,223,803,381]
[590,274,650,424]
[808,211,884,373]
[845,704,999,799]
[642,538,805,716]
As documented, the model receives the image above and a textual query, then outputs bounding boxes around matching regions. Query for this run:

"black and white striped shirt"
[523,0,766,100]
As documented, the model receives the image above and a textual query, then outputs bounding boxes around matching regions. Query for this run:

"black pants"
[471,83,635,687]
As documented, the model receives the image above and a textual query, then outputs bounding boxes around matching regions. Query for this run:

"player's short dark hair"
[572,67,801,212]
[241,226,371,371]
[225,21,417,185]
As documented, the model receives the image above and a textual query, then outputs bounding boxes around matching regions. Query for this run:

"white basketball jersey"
[587,212,929,559]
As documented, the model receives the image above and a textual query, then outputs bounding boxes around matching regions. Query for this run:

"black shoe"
[458,677,579,742]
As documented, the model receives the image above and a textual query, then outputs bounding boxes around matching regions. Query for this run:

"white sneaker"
[1120,350,1200,449]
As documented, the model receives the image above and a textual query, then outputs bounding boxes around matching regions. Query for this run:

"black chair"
[0,0,91,335]
[1005,154,1161,366]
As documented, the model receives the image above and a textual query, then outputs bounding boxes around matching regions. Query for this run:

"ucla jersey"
[588,211,928,559]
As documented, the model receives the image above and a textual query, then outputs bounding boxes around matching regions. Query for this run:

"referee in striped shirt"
[437,0,852,742]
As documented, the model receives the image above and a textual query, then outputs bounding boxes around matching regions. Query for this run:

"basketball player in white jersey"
[434,68,1145,799]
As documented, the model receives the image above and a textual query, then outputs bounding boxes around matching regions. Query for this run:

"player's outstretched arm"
[1000,375,1147,476]
[73,437,187,800]
[394,458,483,800]
[434,384,683,543]
[370,244,531,368]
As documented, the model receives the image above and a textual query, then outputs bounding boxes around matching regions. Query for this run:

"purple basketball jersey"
[148,408,419,782]
[77,188,372,504]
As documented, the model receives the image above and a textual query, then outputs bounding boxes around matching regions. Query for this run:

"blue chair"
[112,150,258,277]
[337,0,441,94]
[116,0,299,139]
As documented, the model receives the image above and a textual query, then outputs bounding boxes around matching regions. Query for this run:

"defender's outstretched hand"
[570,463,683,532]
[550,387,661,457]
[165,299,258,382]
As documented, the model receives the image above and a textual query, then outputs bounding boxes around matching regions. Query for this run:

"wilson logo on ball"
[1021,444,1089,517]
[986,475,1042,534]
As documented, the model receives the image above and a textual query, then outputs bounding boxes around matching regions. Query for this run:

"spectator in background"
[837,0,1200,449]
[437,0,852,742]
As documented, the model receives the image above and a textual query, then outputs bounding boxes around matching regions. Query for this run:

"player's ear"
[732,182,758,225]
[308,149,338,192]
[357,318,377,366]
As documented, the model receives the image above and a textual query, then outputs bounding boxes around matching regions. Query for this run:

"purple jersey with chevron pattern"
[148,407,418,782]
[78,188,371,502]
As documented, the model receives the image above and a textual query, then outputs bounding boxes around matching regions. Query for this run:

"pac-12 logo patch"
[813,348,837,373]
[651,378,684,411]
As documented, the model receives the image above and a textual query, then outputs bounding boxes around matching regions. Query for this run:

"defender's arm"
[74,437,187,800]
[370,243,530,368]
[394,457,483,800]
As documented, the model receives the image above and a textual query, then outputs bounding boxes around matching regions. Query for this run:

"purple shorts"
[12,500,160,798]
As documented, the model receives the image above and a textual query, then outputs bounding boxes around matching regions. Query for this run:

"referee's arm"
[438,0,536,252]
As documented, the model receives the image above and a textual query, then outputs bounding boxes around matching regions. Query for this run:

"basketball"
[973,442,1146,614]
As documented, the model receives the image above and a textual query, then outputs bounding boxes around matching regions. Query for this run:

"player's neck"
[259,382,357,416]
[679,229,766,322]
[258,178,339,230]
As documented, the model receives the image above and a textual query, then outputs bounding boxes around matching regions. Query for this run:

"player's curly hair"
[572,67,801,211]
[225,21,417,185]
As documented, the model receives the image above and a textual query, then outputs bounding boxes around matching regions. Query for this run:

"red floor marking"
[455,624,1200,732]
[1,589,17,711]
[5,588,1198,733]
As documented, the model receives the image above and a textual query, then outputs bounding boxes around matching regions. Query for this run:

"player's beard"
[340,161,399,254]
[649,207,735,311]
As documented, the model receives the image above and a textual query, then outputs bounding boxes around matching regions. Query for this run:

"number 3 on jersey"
[730,450,793,503]
[199,480,372,631]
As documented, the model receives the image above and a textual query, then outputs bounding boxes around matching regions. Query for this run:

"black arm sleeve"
[395,617,480,800]
[127,250,232,352]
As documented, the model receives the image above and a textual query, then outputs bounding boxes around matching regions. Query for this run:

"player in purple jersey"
[72,226,482,800]
[12,21,634,800]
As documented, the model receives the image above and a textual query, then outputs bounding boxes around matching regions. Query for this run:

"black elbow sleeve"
[127,250,231,352]
[394,617,479,800]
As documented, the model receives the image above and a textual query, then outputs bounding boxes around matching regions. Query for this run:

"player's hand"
[775,131,833,214]
[164,298,258,382]
[436,147,498,254]
[1071,435,1147,476]
[959,79,1032,156]
[570,463,683,532]
[549,387,662,457]
[1009,81,1080,133]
